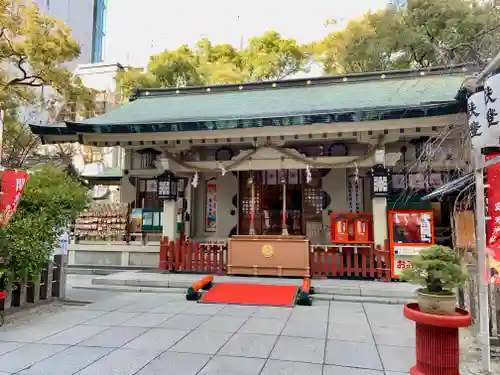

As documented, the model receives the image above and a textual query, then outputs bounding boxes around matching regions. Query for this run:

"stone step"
[73,285,187,294]
[91,276,417,299]
[74,284,415,305]
[314,293,415,305]
[68,265,154,276]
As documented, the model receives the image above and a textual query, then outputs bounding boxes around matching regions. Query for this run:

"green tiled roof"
[79,75,464,126]
[29,65,472,136]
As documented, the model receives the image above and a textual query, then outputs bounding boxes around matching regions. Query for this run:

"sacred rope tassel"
[306,164,312,184]
[191,171,199,188]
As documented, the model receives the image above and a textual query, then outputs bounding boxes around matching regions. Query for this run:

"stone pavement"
[0,292,415,375]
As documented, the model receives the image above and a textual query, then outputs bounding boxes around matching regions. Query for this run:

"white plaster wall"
[191,172,238,239]
[193,173,215,239]
[216,172,238,238]
[321,169,348,243]
[120,177,136,205]
[120,151,135,204]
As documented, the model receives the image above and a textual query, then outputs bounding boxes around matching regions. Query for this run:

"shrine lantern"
[331,215,349,242]
[370,164,389,198]
[352,216,372,242]
[157,171,178,201]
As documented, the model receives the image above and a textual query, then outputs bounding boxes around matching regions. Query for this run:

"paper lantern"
[468,92,498,149]
[483,73,500,142]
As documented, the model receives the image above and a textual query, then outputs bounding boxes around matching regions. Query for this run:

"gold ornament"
[261,244,274,258]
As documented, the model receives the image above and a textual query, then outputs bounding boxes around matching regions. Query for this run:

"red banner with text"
[486,153,500,283]
[0,170,28,227]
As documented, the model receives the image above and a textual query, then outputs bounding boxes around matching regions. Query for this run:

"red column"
[404,303,472,375]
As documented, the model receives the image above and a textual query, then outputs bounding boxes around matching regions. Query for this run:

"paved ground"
[0,292,414,375]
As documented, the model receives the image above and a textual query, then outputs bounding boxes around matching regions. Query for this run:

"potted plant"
[401,244,468,315]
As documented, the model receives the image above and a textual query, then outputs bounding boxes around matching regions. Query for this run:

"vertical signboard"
[0,170,28,226]
[205,179,217,232]
[486,153,500,283]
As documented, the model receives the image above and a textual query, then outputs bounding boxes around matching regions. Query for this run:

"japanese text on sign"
[396,260,412,269]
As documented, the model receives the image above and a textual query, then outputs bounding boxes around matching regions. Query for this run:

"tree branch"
[7,57,45,87]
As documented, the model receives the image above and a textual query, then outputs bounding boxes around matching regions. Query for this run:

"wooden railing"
[159,237,392,281]
[159,237,227,275]
[309,243,391,281]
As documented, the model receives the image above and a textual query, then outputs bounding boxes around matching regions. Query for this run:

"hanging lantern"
[484,73,500,142]
[370,164,389,198]
[468,91,498,149]
[157,171,178,200]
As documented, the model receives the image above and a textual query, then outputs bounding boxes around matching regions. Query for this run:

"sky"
[104,0,389,69]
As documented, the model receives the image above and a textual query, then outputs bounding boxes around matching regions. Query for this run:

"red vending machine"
[388,209,434,279]
[331,215,350,242]
[352,216,372,242]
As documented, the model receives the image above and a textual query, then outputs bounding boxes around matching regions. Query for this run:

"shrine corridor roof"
[30,65,472,136]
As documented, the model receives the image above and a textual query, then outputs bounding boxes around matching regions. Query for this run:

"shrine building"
[30,64,472,280]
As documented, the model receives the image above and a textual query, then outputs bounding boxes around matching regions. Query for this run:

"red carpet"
[200,283,298,307]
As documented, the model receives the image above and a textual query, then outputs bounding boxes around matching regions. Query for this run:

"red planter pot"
[404,303,472,375]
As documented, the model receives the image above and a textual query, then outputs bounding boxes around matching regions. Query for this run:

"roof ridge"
[131,63,477,100]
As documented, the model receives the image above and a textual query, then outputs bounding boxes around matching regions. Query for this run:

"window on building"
[92,0,107,63]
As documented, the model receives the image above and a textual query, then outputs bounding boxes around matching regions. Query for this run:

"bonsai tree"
[401,245,468,295]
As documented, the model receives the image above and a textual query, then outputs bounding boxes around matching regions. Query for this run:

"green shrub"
[0,166,89,284]
[401,245,468,295]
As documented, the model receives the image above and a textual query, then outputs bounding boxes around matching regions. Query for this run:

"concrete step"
[73,285,187,294]
[68,265,153,276]
[91,276,417,299]
[314,294,415,305]
[74,284,415,305]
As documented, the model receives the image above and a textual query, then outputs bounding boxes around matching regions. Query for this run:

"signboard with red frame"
[388,209,435,279]
[486,153,500,284]
[0,170,28,227]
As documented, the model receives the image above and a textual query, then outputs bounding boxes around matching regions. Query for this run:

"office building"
[34,0,106,68]
[388,0,407,9]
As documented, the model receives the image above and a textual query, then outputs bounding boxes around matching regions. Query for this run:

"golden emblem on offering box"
[261,244,274,258]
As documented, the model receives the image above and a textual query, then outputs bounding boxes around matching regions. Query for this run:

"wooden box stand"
[227,235,310,277]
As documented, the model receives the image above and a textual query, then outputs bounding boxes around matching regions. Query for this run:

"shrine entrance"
[238,170,323,236]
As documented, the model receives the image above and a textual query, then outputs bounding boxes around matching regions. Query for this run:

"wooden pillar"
[372,149,388,249]
[27,275,41,304]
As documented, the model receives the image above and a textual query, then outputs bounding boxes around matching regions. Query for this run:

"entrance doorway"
[238,170,305,235]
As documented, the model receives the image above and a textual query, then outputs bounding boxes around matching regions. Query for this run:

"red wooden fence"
[159,237,227,275]
[309,243,391,281]
[159,237,391,281]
